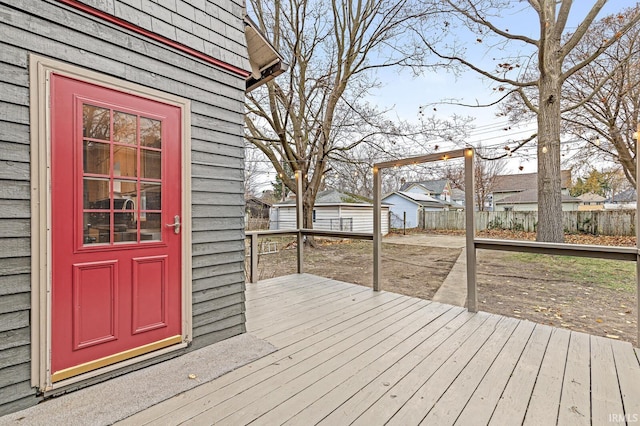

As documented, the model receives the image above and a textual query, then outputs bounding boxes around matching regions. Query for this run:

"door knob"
[166,215,181,234]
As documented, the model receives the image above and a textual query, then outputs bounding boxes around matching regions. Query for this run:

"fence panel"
[420,209,635,236]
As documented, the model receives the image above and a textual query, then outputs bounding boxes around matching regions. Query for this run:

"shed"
[270,189,390,235]
[0,0,282,415]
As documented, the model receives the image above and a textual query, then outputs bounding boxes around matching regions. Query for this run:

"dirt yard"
[250,231,638,346]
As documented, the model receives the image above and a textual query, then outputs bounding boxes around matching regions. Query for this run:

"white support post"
[295,170,304,274]
[373,166,381,291]
[464,148,477,312]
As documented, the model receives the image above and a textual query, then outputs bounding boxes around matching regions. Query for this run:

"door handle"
[166,215,181,234]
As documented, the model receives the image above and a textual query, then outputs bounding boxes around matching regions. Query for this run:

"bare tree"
[561,6,640,189]
[244,144,267,197]
[245,0,434,233]
[417,0,640,242]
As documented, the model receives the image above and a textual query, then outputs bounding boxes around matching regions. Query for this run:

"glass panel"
[141,150,161,179]
[113,196,137,232]
[113,112,137,145]
[140,118,161,148]
[83,178,110,209]
[83,141,110,175]
[114,180,137,198]
[140,213,161,241]
[113,146,137,178]
[83,105,110,140]
[141,183,161,210]
[83,212,110,245]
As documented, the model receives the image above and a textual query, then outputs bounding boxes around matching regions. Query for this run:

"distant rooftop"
[275,189,381,206]
[495,188,580,205]
[399,179,449,194]
[492,170,572,193]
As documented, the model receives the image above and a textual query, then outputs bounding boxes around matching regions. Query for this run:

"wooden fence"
[420,210,636,236]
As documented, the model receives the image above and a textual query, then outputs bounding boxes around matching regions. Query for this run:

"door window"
[82,104,163,246]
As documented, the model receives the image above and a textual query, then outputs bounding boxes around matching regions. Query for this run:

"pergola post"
[636,122,639,345]
[295,170,304,274]
[250,232,258,283]
[373,166,381,291]
[464,148,477,312]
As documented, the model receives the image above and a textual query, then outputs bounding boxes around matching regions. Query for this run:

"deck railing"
[245,229,373,283]
[245,148,639,344]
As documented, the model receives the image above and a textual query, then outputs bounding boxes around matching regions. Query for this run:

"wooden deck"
[121,274,640,425]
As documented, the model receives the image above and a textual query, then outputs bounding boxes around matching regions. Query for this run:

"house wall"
[270,206,297,229]
[383,194,420,228]
[339,206,389,235]
[0,0,247,414]
[271,205,389,235]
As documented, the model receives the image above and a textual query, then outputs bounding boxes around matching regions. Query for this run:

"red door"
[50,74,183,382]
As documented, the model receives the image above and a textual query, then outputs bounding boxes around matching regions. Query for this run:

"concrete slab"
[432,249,467,307]
[0,333,276,426]
[384,233,466,249]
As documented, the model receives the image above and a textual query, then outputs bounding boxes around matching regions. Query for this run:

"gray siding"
[0,0,248,415]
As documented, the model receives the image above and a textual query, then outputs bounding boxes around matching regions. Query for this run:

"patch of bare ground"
[251,239,460,300]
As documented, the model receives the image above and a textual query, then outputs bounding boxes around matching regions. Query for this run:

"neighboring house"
[605,189,638,210]
[270,189,390,235]
[450,188,467,207]
[0,1,284,415]
[382,191,461,229]
[494,189,581,212]
[491,171,580,211]
[245,196,272,219]
[400,179,453,202]
[577,192,606,211]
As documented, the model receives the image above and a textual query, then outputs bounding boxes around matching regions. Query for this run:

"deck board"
[523,327,571,425]
[557,331,591,425]
[418,316,520,425]
[117,274,640,426]
[489,323,552,425]
[591,336,625,425]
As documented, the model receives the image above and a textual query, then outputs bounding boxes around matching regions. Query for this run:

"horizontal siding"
[189,323,244,351]
[273,205,389,235]
[0,274,30,297]
[0,382,36,416]
[87,0,250,71]
[0,0,249,414]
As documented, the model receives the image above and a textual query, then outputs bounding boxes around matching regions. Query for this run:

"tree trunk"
[536,74,564,243]
[303,191,317,247]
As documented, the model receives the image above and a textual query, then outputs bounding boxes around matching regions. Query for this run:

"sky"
[371,0,639,175]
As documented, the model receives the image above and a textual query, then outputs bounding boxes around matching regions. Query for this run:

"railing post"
[465,148,477,312]
[250,233,258,283]
[636,122,639,345]
[373,166,381,291]
[295,170,304,274]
